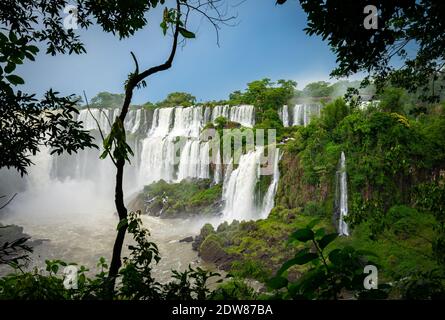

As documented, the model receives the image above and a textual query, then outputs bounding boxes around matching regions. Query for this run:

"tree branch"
[0,193,17,210]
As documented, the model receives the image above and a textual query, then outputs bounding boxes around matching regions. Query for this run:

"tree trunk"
[107,158,127,295]
[105,0,181,298]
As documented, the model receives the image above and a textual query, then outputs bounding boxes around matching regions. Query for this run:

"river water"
[0,182,222,283]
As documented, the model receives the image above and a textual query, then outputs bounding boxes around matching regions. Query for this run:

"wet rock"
[198,235,231,265]
[179,236,193,243]
[127,192,145,213]
[0,224,45,265]
[192,223,215,251]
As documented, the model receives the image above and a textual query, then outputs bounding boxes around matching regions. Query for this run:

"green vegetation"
[267,220,389,300]
[154,92,196,108]
[193,91,445,299]
[143,179,222,217]
[2,0,445,301]
[89,92,125,109]
[276,0,445,103]
[195,207,334,282]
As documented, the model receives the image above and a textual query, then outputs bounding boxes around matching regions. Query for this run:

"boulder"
[179,236,193,243]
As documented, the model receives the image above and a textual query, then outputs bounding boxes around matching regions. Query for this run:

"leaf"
[4,63,16,74]
[267,276,288,290]
[317,233,338,250]
[289,228,314,242]
[8,31,17,42]
[314,227,326,238]
[117,218,128,231]
[178,27,195,39]
[26,45,39,54]
[0,33,8,43]
[6,74,24,85]
[328,249,343,265]
[276,251,318,275]
[307,218,321,229]
[160,21,168,36]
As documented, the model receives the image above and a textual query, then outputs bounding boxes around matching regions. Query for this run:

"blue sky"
[18,0,348,105]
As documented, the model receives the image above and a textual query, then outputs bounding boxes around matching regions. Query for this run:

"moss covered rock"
[195,208,333,282]
[143,179,223,218]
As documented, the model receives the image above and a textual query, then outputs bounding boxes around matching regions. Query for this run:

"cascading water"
[211,105,255,128]
[279,104,322,127]
[335,151,349,236]
[260,148,281,219]
[1,104,280,278]
[221,147,280,222]
[138,105,256,186]
[281,105,289,127]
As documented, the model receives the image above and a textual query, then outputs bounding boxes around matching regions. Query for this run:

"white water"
[337,151,349,236]
[279,104,322,127]
[1,104,278,278]
[0,141,218,280]
[260,148,281,219]
[138,105,255,186]
[211,105,255,128]
[222,147,280,222]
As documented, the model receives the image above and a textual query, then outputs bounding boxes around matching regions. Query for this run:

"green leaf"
[160,21,168,35]
[307,218,321,229]
[289,228,314,242]
[117,218,128,230]
[267,276,288,290]
[99,149,109,160]
[276,251,318,275]
[6,74,24,85]
[0,33,8,43]
[314,227,326,238]
[328,249,343,265]
[317,233,338,250]
[24,51,35,61]
[8,31,17,42]
[4,63,16,74]
[26,45,39,54]
[178,27,195,39]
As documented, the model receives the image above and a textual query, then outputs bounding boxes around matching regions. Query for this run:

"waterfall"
[138,105,256,186]
[280,105,289,127]
[335,151,349,236]
[229,105,255,128]
[260,148,281,219]
[280,104,322,127]
[26,146,53,189]
[211,105,255,128]
[149,107,175,137]
[222,147,279,222]
[4,105,279,223]
[77,108,113,132]
[77,108,144,133]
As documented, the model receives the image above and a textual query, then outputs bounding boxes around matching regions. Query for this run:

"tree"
[92,1,234,296]
[229,78,296,109]
[303,81,333,98]
[156,91,196,108]
[277,0,445,102]
[1,0,234,297]
[0,0,99,176]
[378,87,408,114]
[90,92,125,109]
